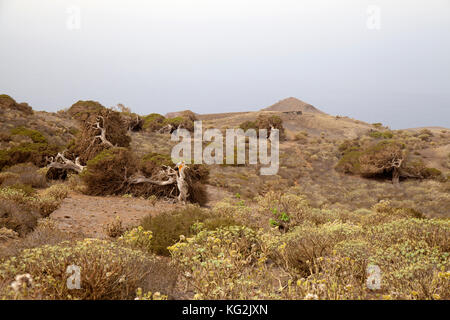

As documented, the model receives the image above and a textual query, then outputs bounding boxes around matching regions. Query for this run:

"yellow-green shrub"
[119,226,153,252]
[168,226,274,299]
[0,239,157,300]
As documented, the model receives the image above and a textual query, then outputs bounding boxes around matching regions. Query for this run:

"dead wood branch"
[47,152,85,173]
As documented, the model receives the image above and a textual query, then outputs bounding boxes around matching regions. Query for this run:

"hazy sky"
[0,0,449,129]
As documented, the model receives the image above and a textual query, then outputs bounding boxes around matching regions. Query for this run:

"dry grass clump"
[0,190,40,235]
[104,216,125,238]
[0,218,74,260]
[0,183,69,234]
[0,163,47,188]
[37,183,70,217]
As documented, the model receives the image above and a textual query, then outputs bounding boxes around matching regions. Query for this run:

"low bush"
[119,226,153,252]
[169,226,273,299]
[0,218,73,259]
[140,206,207,256]
[10,127,47,144]
[37,183,69,217]
[0,183,69,234]
[0,239,161,300]
[272,221,363,276]
[239,115,286,140]
[369,130,393,139]
[140,206,240,256]
[0,94,33,115]
[104,216,125,238]
[67,100,105,121]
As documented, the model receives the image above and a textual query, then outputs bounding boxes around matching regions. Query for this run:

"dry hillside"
[0,94,449,300]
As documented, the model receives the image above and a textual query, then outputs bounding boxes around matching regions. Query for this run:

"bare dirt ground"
[50,193,177,238]
[50,185,231,238]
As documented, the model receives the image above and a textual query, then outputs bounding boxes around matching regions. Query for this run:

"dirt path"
[50,193,178,238]
[50,185,231,238]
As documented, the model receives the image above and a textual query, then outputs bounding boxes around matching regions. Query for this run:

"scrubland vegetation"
[0,94,448,300]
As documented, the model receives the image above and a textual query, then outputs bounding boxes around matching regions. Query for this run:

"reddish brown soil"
[50,185,231,238]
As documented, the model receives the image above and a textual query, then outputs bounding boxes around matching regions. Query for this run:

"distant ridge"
[262,97,324,114]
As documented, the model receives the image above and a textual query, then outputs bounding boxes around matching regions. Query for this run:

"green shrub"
[140,206,239,256]
[368,218,449,250]
[140,206,207,256]
[423,167,442,179]
[239,120,258,131]
[1,142,59,169]
[10,127,47,144]
[142,113,166,131]
[238,115,286,139]
[369,131,393,139]
[140,152,173,175]
[0,95,33,114]
[164,116,193,131]
[7,183,35,197]
[335,151,362,174]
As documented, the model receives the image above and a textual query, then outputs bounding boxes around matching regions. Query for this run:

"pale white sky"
[0,0,449,128]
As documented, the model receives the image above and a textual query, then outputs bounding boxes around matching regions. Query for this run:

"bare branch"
[92,116,114,147]
[47,152,85,173]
